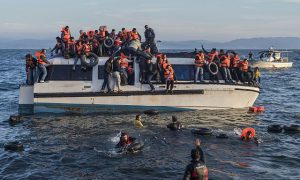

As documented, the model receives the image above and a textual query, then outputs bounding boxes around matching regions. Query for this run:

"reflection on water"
[0,50,300,179]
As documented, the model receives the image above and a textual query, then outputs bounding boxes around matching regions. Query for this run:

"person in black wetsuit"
[145,59,157,92]
[183,148,208,180]
[142,25,158,54]
[190,138,205,164]
[167,116,183,131]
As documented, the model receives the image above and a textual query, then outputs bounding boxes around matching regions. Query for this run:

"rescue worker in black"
[167,116,183,131]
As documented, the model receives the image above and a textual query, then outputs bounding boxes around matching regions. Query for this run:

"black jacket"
[167,122,183,131]
[145,62,157,75]
[104,60,113,74]
[145,28,155,39]
[112,59,121,72]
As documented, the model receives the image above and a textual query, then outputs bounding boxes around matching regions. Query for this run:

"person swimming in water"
[183,148,208,180]
[167,116,183,131]
[240,127,261,145]
[116,132,136,148]
[190,138,205,164]
[134,114,144,128]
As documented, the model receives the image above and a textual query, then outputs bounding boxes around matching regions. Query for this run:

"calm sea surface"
[0,49,300,179]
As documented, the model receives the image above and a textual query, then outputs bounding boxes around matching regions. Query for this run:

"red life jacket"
[66,39,76,49]
[114,38,122,47]
[35,51,46,65]
[195,53,205,67]
[119,57,128,69]
[164,66,174,80]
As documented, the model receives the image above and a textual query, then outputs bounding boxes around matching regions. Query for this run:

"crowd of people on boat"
[24,25,260,92]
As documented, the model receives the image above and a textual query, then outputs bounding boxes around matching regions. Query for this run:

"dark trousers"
[167,80,174,91]
[231,67,240,81]
[147,74,155,90]
[101,73,111,92]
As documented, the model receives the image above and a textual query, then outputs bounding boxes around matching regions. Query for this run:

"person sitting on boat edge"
[100,57,113,93]
[183,148,208,180]
[134,114,144,128]
[35,49,50,83]
[25,54,37,85]
[167,116,183,131]
[116,132,136,148]
[191,138,206,164]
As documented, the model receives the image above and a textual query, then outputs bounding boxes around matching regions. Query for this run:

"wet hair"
[191,149,201,160]
[172,116,177,122]
[136,114,141,120]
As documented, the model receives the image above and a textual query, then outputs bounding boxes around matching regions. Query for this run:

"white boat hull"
[20,83,259,113]
[249,60,293,69]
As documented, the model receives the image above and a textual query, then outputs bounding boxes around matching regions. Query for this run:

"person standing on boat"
[101,57,113,93]
[230,53,241,83]
[202,46,219,83]
[164,64,175,93]
[112,57,122,93]
[25,54,37,85]
[219,50,233,83]
[145,58,157,92]
[119,53,129,85]
[143,25,158,54]
[60,26,71,51]
[240,59,250,84]
[194,51,205,83]
[35,49,50,83]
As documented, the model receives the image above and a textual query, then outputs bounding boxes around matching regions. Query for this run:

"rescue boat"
[248,48,293,69]
[19,56,260,114]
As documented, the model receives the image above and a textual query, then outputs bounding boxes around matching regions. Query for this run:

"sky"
[0,0,299,42]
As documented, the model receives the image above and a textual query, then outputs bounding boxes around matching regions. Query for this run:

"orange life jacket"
[119,57,128,69]
[231,55,240,68]
[220,54,230,68]
[164,66,174,80]
[61,28,71,41]
[195,53,205,67]
[130,31,140,41]
[241,127,255,140]
[207,52,217,63]
[241,61,249,72]
[67,39,76,48]
[35,51,47,65]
